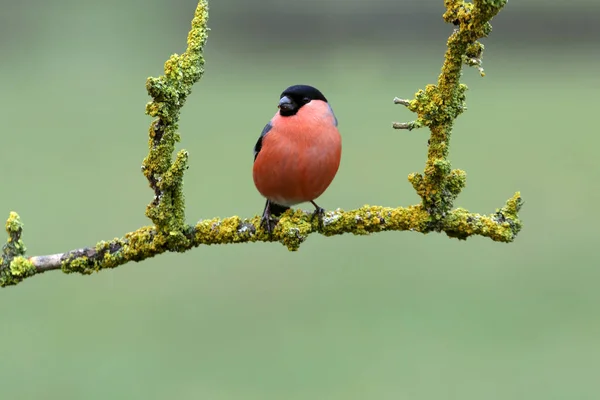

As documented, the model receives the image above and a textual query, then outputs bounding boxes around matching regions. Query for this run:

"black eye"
[302,97,311,104]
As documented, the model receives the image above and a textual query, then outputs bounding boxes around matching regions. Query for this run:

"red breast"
[253,100,341,207]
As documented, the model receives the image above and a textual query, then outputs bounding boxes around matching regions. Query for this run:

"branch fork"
[1,0,521,288]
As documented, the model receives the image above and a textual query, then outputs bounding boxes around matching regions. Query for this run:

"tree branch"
[1,0,523,288]
[6,195,521,278]
[142,1,208,241]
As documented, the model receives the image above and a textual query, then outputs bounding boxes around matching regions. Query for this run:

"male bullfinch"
[253,85,342,233]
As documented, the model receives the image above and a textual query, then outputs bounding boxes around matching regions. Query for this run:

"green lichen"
[397,0,518,233]
[9,256,35,277]
[142,0,209,237]
[501,191,523,217]
[62,256,90,274]
[442,192,522,241]
[1,212,35,286]
[5,211,24,235]
[4,211,26,255]
[443,196,522,242]
[1,0,523,289]
[194,216,250,247]
[58,226,170,275]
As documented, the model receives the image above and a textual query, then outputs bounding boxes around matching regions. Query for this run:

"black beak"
[278,95,295,112]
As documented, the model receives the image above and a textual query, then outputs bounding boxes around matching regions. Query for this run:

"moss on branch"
[1,0,523,288]
[394,0,517,231]
[142,1,209,238]
[0,196,521,285]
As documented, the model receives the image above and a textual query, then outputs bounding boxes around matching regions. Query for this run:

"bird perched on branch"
[253,85,342,233]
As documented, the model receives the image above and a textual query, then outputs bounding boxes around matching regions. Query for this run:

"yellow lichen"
[1,0,522,289]
[9,256,35,277]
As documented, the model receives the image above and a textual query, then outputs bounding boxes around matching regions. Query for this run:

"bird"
[252,84,342,233]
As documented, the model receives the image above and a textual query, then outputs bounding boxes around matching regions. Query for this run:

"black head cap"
[278,85,328,116]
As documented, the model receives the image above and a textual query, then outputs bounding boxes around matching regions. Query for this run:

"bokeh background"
[1,0,599,398]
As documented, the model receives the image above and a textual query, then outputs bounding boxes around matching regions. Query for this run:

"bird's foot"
[260,200,280,235]
[260,214,279,235]
[310,201,325,228]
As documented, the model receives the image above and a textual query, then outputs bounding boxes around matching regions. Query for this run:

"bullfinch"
[253,84,342,233]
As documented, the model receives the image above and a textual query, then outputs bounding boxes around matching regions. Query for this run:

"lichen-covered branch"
[0,0,523,288]
[142,0,208,239]
[0,194,521,285]
[393,0,519,232]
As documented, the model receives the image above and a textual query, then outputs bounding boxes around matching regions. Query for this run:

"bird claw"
[260,200,280,235]
[310,201,325,228]
[259,200,325,234]
[260,214,279,235]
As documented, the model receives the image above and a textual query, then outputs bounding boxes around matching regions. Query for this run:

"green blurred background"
[1,0,599,398]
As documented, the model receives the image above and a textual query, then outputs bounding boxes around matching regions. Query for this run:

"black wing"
[253,122,272,161]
